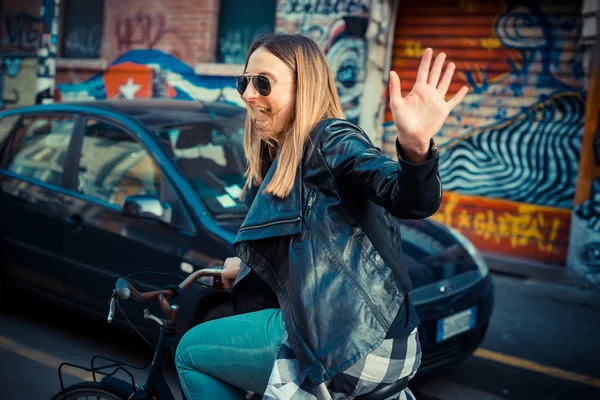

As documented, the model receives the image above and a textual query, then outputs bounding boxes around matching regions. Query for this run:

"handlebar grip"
[116,278,131,300]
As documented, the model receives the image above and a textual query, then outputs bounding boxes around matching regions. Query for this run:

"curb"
[483,253,598,291]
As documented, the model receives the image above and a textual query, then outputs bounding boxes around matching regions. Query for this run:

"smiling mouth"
[256,106,271,114]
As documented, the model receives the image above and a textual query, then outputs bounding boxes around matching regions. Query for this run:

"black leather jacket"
[233,119,441,384]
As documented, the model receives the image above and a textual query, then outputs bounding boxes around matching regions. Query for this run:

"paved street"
[1,273,599,400]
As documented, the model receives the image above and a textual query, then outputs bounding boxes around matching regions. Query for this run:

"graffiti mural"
[36,0,60,104]
[277,0,371,123]
[1,56,37,110]
[115,12,191,63]
[432,192,571,262]
[569,103,600,284]
[56,49,243,107]
[438,3,585,209]
[2,12,42,54]
[382,0,585,266]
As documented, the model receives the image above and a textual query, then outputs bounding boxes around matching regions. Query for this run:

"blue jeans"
[175,308,284,400]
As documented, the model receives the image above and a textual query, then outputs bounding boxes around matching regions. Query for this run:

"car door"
[59,115,204,326]
[0,113,80,299]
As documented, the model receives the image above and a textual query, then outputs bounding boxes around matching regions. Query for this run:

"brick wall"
[102,0,220,65]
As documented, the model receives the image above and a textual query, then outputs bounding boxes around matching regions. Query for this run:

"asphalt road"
[0,273,599,400]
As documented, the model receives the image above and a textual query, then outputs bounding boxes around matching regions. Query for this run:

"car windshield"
[153,116,248,218]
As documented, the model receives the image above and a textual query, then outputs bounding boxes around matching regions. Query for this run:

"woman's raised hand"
[389,48,469,162]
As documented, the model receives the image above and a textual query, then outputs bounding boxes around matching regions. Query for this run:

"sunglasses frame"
[236,74,274,97]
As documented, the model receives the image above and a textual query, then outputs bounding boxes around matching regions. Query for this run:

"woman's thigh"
[176,308,284,394]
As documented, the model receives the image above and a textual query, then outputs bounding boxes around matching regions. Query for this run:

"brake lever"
[107,290,117,323]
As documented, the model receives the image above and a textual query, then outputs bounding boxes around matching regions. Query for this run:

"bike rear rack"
[57,355,149,397]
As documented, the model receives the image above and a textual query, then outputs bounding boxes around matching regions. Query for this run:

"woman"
[176,33,468,400]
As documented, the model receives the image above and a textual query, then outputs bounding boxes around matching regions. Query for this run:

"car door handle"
[64,214,84,233]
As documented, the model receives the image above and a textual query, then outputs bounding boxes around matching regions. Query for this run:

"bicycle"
[51,268,409,400]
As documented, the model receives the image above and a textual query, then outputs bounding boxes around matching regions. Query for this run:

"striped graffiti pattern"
[439,93,584,208]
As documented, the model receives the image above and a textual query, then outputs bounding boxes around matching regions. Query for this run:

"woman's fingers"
[415,48,433,83]
[437,62,455,94]
[447,85,469,109]
[389,70,403,108]
[428,52,446,87]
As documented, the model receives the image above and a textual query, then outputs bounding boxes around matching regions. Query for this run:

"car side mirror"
[123,195,172,225]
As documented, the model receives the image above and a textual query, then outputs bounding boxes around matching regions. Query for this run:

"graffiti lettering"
[2,13,42,53]
[433,195,566,255]
[404,41,425,58]
[115,12,188,60]
[280,0,368,16]
[64,25,102,59]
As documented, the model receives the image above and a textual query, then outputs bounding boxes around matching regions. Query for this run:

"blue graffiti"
[4,57,23,77]
[57,50,242,107]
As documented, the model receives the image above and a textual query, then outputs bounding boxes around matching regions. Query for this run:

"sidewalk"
[483,253,599,292]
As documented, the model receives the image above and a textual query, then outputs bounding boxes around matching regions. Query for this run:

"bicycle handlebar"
[107,267,224,324]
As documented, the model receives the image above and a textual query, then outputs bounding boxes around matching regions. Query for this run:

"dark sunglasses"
[236,74,273,96]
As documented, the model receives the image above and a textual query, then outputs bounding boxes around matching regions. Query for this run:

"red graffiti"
[115,12,189,61]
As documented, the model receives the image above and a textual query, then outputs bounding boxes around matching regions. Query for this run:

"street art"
[432,192,571,265]
[381,0,586,266]
[1,56,37,110]
[568,110,600,284]
[279,0,368,17]
[440,92,585,209]
[64,25,103,59]
[36,0,59,104]
[115,12,191,63]
[2,12,42,54]
[56,49,243,107]
[387,1,585,210]
[436,3,585,209]
[277,0,371,123]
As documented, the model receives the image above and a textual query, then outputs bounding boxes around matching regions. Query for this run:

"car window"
[153,120,247,217]
[78,119,163,207]
[0,115,20,164]
[5,115,75,187]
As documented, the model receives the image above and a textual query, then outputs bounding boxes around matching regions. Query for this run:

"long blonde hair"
[242,33,344,198]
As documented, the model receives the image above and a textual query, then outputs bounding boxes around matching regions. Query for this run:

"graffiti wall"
[385,0,585,265]
[276,0,371,123]
[568,0,599,284]
[0,0,42,109]
[56,49,243,107]
[103,0,220,65]
[36,0,59,104]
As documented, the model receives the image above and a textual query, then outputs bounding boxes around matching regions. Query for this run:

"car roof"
[11,99,247,131]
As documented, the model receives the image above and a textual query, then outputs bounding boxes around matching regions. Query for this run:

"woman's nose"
[242,80,259,102]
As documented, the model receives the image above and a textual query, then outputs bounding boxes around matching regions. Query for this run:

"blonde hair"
[242,33,344,198]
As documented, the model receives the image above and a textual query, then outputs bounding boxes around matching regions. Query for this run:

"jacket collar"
[235,143,303,244]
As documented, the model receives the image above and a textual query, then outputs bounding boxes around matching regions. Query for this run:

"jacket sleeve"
[319,120,442,219]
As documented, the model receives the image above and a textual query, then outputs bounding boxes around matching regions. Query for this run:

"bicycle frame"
[56,268,224,400]
[57,320,181,400]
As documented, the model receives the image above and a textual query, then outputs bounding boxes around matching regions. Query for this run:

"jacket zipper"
[313,226,388,329]
[238,216,301,232]
[300,192,316,241]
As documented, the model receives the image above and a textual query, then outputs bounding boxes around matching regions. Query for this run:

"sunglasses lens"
[253,75,272,96]
[236,76,249,95]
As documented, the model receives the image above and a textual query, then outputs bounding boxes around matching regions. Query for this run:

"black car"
[0,99,493,374]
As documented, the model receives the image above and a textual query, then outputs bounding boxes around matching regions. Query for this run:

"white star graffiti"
[119,78,141,99]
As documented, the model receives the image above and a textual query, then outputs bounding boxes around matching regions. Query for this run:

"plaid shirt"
[262,328,421,400]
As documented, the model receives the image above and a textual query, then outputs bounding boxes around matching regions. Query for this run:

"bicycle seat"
[354,376,409,400]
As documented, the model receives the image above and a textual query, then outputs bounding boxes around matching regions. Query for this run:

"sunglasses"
[236,74,274,96]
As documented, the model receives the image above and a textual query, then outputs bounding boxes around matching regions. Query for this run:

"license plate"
[436,307,477,342]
